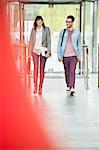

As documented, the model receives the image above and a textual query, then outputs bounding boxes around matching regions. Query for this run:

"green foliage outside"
[24,4,79,32]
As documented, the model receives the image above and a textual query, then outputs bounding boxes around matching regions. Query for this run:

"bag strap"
[61,28,66,46]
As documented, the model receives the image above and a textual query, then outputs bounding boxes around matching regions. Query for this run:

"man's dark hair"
[67,15,75,22]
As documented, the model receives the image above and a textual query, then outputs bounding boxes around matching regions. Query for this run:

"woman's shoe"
[38,85,42,95]
[33,85,37,94]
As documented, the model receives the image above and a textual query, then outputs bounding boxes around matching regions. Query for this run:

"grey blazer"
[29,26,51,57]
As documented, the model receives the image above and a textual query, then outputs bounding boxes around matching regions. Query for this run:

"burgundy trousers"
[32,52,47,88]
[63,56,77,89]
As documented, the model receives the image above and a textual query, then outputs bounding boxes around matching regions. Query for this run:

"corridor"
[27,74,99,150]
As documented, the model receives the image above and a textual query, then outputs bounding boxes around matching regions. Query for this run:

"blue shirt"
[57,29,81,59]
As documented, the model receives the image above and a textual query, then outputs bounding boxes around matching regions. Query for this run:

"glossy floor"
[26,74,99,150]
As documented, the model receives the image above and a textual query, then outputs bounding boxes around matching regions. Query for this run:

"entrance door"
[24,4,80,73]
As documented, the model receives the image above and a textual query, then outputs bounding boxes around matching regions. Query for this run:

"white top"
[34,27,43,50]
[33,27,47,56]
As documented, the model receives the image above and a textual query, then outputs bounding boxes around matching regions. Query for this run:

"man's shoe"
[70,88,75,96]
[66,87,70,94]
[66,87,70,91]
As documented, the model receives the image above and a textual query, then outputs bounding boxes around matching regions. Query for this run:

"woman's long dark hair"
[33,16,45,30]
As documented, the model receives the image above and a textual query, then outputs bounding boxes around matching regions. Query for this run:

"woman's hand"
[28,57,31,62]
[45,51,51,58]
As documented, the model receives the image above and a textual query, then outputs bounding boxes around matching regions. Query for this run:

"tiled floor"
[26,74,99,150]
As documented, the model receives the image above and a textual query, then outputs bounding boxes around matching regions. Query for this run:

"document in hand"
[40,47,47,57]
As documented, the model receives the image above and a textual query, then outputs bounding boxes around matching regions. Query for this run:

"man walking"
[57,15,81,96]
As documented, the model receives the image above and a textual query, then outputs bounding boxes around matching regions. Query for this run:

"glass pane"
[98,2,99,45]
[82,2,94,73]
[97,1,99,73]
[9,2,20,44]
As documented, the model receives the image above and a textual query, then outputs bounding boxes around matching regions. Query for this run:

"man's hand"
[77,58,80,63]
[58,58,63,62]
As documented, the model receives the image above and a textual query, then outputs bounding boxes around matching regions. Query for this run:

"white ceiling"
[20,0,94,2]
[8,0,95,3]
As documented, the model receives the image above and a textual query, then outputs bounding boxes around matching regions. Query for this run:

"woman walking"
[29,16,51,95]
